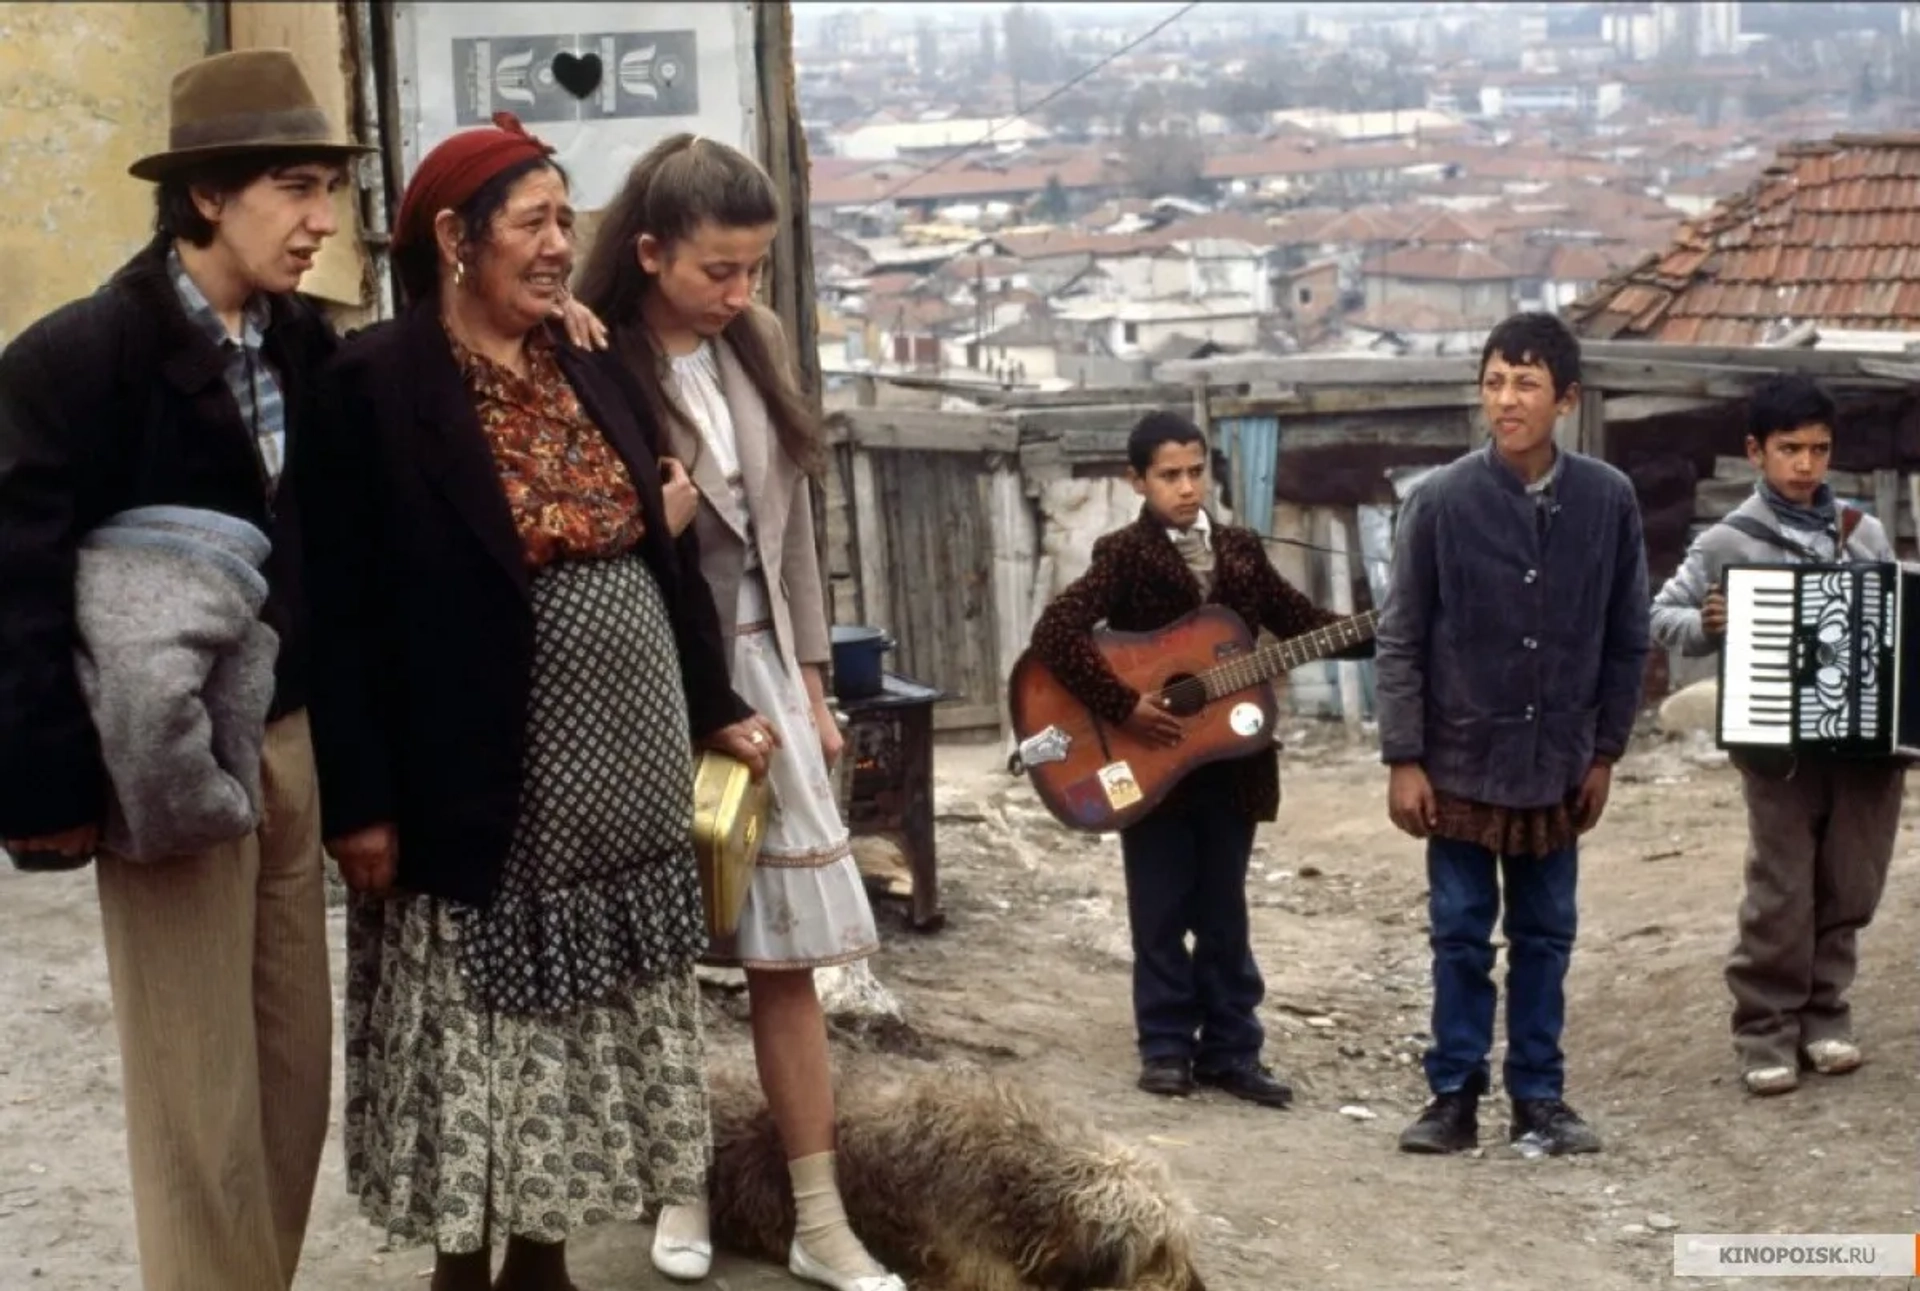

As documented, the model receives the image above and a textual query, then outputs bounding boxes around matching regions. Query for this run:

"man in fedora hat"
[0,48,368,1291]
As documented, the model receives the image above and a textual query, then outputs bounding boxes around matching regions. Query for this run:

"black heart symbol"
[552,51,602,100]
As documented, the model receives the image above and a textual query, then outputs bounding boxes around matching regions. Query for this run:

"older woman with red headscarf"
[302,113,776,1291]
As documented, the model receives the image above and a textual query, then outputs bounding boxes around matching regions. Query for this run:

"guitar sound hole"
[1160,673,1207,718]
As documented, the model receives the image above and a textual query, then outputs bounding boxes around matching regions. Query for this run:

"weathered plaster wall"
[0,3,209,344]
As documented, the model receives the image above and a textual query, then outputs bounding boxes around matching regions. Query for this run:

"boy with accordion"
[1650,374,1905,1097]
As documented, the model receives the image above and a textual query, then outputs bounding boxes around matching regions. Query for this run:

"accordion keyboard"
[1720,566,1797,747]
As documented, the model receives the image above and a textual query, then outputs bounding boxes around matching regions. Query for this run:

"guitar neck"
[1205,609,1380,699]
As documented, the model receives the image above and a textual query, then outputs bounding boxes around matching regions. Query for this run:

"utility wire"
[841,2,1203,224]
[1260,532,1393,573]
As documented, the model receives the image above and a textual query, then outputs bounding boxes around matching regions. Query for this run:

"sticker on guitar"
[1229,702,1265,737]
[1097,761,1143,809]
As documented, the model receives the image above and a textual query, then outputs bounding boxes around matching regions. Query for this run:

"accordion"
[1717,561,1920,758]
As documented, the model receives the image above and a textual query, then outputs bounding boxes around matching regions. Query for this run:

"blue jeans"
[1119,777,1264,1071]
[1423,836,1578,1101]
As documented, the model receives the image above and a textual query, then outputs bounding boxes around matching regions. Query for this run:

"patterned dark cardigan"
[1027,507,1360,824]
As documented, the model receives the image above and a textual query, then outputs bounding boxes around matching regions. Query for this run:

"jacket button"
[1524,569,1538,584]
[1523,637,1538,650]
[1526,705,1537,719]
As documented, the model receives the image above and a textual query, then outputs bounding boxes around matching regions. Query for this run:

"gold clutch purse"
[690,750,771,939]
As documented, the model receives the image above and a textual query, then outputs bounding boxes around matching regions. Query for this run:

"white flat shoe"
[1803,1039,1863,1075]
[788,1239,906,1291]
[650,1230,712,1281]
[1742,1064,1798,1096]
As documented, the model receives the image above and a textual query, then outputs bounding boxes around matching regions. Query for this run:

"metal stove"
[832,671,946,931]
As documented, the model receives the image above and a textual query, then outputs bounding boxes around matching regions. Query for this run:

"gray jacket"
[1651,490,1894,657]
[73,506,279,862]
[1376,443,1651,810]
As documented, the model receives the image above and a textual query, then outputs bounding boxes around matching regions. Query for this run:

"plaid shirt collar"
[167,245,272,353]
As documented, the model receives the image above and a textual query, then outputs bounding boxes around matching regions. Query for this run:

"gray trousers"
[1728,757,1905,1068]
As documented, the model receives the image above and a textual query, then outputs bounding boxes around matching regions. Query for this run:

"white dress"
[669,344,880,970]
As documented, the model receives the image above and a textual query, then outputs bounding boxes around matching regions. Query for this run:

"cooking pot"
[830,624,893,700]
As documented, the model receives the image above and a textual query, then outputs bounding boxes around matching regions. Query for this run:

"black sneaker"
[1398,1090,1479,1154]
[1508,1098,1601,1156]
[1137,1057,1194,1097]
[1196,1062,1294,1108]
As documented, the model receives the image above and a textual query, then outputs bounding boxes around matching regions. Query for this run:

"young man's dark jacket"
[1028,507,1364,822]
[0,235,333,839]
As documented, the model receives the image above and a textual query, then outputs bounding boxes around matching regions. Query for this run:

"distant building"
[1478,75,1624,122]
[1602,4,1659,61]
[834,116,1050,162]
[1653,1,1741,61]
[1360,246,1518,324]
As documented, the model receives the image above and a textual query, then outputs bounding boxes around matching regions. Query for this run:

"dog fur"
[705,1060,1209,1291]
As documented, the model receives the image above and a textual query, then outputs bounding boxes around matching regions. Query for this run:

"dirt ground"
[4,726,1918,1291]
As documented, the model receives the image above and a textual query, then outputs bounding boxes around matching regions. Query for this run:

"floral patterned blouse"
[450,326,646,568]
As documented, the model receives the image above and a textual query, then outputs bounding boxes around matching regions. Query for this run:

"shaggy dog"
[705,1061,1209,1291]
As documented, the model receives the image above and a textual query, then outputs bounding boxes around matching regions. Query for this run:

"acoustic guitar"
[1007,606,1379,833]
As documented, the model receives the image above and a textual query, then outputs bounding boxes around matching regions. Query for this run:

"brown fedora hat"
[129,48,376,181]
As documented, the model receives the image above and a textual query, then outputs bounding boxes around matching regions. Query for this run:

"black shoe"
[1398,1090,1480,1154]
[1138,1057,1194,1097]
[1195,1062,1294,1108]
[1508,1098,1601,1156]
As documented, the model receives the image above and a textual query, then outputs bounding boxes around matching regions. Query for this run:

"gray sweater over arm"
[73,506,280,862]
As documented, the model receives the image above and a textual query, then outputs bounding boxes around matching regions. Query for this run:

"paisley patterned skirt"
[343,553,711,1253]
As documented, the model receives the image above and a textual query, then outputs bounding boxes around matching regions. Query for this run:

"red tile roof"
[1567,134,1920,344]
[1548,243,1626,283]
[1404,208,1492,245]
[1361,246,1518,282]
[992,229,1150,261]
[1310,205,1423,245]
[1201,141,1433,183]
[809,152,1123,208]
[1347,300,1503,334]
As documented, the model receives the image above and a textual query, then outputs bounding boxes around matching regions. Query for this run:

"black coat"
[0,236,333,839]
[303,303,750,907]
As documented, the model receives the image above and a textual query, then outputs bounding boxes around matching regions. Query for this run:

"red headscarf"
[392,111,556,255]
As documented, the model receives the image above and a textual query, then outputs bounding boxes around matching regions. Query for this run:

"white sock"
[655,1200,710,1247]
[790,1151,884,1277]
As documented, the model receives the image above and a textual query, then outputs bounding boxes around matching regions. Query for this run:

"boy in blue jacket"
[1375,312,1649,1156]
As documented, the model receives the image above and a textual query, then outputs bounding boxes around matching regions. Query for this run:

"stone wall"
[0,3,208,344]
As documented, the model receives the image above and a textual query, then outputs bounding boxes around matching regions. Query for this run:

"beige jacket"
[644,318,830,679]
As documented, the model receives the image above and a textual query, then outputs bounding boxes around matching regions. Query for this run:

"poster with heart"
[573,31,701,120]
[450,35,594,125]
[394,2,755,211]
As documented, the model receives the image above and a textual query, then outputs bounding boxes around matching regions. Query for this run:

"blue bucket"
[830,624,893,700]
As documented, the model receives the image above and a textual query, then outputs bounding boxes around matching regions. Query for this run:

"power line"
[841,2,1202,224]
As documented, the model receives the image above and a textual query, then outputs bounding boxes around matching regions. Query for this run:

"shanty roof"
[1566,134,1920,345]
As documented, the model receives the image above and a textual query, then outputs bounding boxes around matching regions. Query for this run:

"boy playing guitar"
[1024,412,1368,1107]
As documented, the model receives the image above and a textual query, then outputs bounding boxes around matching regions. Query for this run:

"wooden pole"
[1321,510,1364,737]
[754,0,820,405]
[1907,473,1920,560]
[1577,386,1607,462]
[986,460,1037,740]
[1874,469,1899,543]
[850,449,891,632]
[752,1,833,615]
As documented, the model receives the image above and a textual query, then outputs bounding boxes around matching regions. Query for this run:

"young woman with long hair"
[575,136,901,1291]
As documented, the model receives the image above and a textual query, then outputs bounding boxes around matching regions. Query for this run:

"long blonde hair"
[575,134,821,474]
